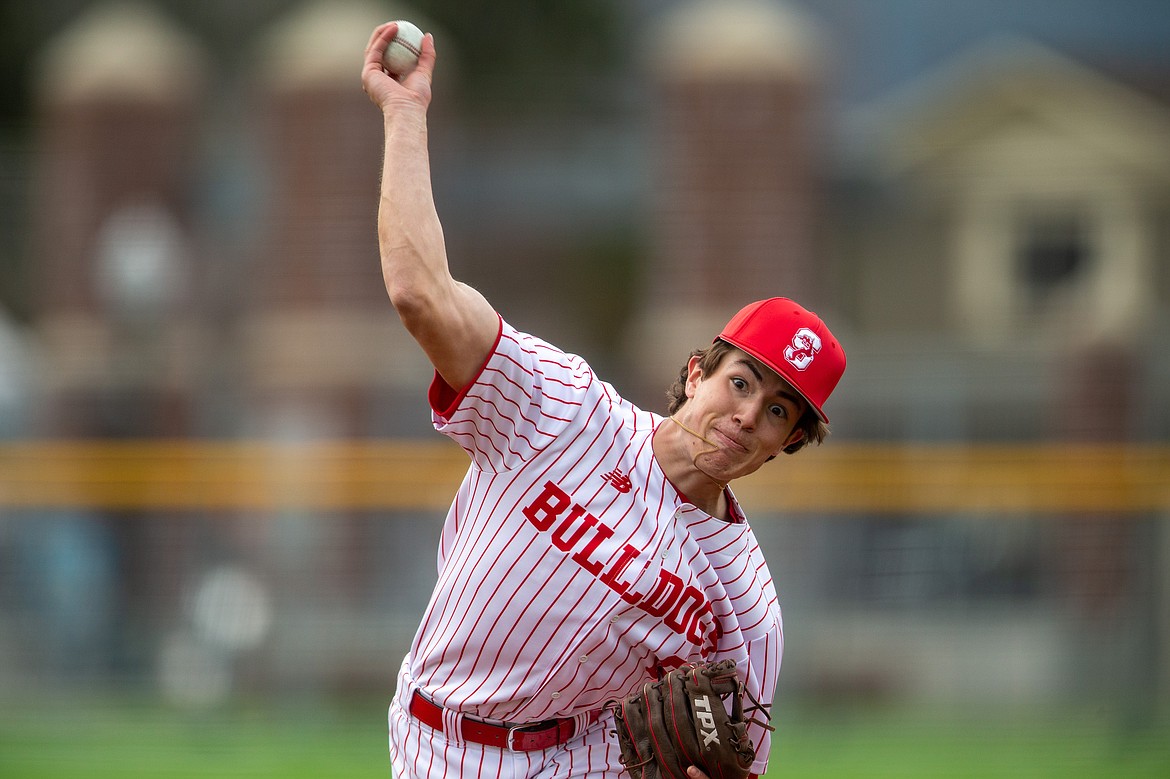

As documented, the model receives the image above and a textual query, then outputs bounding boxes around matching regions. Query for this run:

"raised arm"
[361,22,499,392]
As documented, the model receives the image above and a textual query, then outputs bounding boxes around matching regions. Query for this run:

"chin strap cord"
[668,416,728,491]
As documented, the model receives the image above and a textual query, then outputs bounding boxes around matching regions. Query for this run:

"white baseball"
[383,20,424,77]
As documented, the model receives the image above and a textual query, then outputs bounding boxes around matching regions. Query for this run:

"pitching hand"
[362,22,436,113]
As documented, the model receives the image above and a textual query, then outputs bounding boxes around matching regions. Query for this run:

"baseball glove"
[606,659,773,779]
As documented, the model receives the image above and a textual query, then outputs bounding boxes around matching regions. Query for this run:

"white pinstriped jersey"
[404,318,783,774]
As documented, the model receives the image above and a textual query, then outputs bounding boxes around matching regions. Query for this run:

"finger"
[365,21,397,57]
[400,32,436,88]
[361,42,389,84]
[362,21,400,67]
[420,31,436,62]
[415,32,437,77]
[361,23,400,90]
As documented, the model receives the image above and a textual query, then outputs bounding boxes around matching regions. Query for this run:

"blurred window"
[1014,202,1093,302]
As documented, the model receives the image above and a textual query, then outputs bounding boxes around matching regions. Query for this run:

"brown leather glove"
[607,659,772,779]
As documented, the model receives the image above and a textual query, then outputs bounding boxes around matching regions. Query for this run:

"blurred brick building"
[28,2,208,438]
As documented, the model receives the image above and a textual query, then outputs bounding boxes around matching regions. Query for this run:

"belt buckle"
[505,724,529,752]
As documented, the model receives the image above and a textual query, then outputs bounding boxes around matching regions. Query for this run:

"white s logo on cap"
[784,328,821,371]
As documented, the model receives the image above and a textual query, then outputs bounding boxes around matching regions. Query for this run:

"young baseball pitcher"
[361,22,846,779]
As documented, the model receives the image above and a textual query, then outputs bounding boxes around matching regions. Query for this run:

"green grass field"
[1,697,1166,778]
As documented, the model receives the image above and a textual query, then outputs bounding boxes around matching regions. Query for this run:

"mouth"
[709,427,748,453]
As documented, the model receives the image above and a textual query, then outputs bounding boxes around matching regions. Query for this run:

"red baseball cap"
[717,298,846,423]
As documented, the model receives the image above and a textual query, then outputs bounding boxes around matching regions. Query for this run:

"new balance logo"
[600,468,632,494]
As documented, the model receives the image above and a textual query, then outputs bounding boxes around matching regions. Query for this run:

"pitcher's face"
[674,348,807,483]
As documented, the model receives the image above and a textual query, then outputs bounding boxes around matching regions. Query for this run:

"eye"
[770,404,787,419]
[731,377,748,391]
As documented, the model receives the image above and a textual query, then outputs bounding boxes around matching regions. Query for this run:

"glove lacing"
[738,684,776,735]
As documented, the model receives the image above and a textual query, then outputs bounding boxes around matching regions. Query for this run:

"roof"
[34,1,206,105]
[849,35,1170,179]
[644,0,825,80]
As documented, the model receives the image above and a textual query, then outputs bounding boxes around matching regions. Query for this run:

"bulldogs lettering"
[522,480,718,654]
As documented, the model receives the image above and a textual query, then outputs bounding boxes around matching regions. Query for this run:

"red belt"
[408,691,578,752]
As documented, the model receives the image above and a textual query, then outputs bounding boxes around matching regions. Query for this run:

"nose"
[732,397,762,430]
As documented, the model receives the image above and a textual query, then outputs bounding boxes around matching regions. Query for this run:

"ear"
[684,355,703,399]
[777,428,805,455]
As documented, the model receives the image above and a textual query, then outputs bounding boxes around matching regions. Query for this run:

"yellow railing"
[0,441,1167,514]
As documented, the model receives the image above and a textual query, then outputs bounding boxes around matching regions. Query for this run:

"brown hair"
[665,340,827,456]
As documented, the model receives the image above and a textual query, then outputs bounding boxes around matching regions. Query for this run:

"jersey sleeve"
[742,621,782,775]
[428,318,598,472]
[728,524,783,775]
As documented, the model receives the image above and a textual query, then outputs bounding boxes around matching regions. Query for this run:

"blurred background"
[1,0,1168,777]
